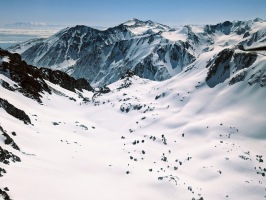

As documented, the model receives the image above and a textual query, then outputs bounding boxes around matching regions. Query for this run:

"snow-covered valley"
[1,43,266,200]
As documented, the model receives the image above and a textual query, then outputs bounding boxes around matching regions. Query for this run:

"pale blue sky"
[1,0,266,27]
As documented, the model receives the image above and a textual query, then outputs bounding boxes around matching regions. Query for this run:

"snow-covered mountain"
[1,29,266,200]
[9,18,266,86]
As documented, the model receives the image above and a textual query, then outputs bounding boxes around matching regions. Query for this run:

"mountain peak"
[122,18,171,34]
[253,17,264,22]
[123,18,143,26]
[123,18,162,26]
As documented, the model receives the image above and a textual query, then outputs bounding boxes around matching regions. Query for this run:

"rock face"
[206,49,257,88]
[0,98,31,124]
[40,68,93,92]
[0,145,21,165]
[0,126,20,151]
[0,49,93,102]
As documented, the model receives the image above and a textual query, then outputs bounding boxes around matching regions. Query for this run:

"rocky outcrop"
[0,188,11,200]
[206,49,257,87]
[0,125,20,151]
[0,49,93,102]
[0,98,31,124]
[40,68,93,92]
[0,146,21,165]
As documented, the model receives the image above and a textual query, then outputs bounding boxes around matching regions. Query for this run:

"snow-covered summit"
[123,18,171,35]
[123,18,140,26]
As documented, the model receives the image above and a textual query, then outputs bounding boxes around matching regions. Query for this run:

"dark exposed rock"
[242,31,266,47]
[169,43,196,69]
[121,70,135,79]
[120,103,143,113]
[206,49,257,87]
[40,68,93,92]
[94,86,111,94]
[0,188,11,200]
[260,72,266,87]
[0,98,31,125]
[0,126,20,150]
[0,49,93,102]
[1,81,16,91]
[0,167,6,177]
[133,54,157,79]
[0,146,21,165]
[243,32,250,38]
[233,52,257,71]
[161,155,168,162]
[250,70,266,87]
[161,134,167,145]
[206,49,234,86]
[204,20,250,36]
[117,78,133,90]
[0,50,50,102]
[229,71,246,85]
[155,92,166,100]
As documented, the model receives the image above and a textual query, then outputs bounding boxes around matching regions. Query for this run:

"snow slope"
[1,47,266,200]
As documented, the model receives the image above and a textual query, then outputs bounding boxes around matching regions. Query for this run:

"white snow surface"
[0,51,266,200]
[0,56,10,64]
[50,58,77,72]
[161,30,187,42]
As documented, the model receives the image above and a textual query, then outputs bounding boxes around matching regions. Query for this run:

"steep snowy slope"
[1,45,266,200]
[9,18,266,86]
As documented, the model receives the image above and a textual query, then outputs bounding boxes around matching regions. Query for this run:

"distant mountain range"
[1,22,66,30]
[8,18,266,86]
[2,22,107,31]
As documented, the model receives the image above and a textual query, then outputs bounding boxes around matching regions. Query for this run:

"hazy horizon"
[1,0,266,27]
